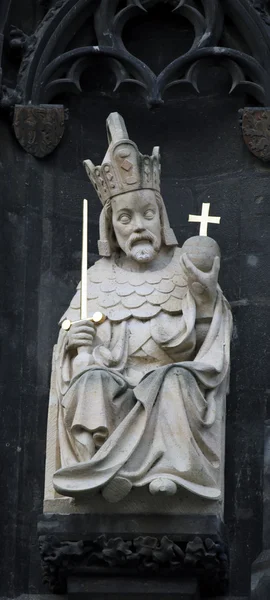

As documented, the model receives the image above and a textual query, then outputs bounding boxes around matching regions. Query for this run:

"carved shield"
[241,107,270,162]
[13,104,65,158]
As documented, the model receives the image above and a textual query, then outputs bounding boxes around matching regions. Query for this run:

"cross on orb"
[188,203,221,236]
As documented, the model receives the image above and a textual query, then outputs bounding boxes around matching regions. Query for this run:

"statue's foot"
[102,476,132,503]
[149,478,177,496]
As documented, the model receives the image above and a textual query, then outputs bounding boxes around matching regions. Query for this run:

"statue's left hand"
[181,253,220,317]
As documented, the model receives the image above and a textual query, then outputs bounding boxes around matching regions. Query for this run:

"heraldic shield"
[241,107,270,162]
[13,104,65,158]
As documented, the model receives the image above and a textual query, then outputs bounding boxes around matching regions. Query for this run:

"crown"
[83,113,161,205]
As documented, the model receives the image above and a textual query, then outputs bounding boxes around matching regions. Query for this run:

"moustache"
[127,232,157,251]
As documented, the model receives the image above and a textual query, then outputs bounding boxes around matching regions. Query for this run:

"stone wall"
[1,2,270,597]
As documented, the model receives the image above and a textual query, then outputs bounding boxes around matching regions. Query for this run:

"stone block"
[67,575,199,599]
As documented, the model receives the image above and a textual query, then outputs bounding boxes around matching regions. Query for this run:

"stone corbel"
[38,514,229,597]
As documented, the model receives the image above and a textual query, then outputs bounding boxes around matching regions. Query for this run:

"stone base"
[43,489,223,517]
[38,513,228,597]
[68,575,199,599]
[38,513,225,540]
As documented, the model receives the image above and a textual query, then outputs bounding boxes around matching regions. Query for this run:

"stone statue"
[51,113,232,504]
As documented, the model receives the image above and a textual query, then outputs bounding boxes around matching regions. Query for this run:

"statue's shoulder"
[73,258,114,290]
[86,257,114,285]
[60,258,114,322]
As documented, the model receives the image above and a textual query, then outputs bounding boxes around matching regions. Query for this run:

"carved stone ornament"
[13,104,65,158]
[1,1,270,155]
[252,0,270,26]
[241,107,270,161]
[39,533,229,595]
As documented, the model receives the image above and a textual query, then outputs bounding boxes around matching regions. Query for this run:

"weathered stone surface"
[241,108,270,162]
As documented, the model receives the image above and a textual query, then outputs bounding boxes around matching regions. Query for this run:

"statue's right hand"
[66,320,96,351]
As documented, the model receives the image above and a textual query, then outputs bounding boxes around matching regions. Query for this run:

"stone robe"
[53,247,232,501]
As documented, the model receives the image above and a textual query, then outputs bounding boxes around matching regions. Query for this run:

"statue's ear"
[98,208,111,257]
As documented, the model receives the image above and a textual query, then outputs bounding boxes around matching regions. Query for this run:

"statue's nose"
[133,215,144,231]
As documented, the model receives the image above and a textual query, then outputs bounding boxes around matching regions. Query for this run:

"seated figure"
[52,113,232,503]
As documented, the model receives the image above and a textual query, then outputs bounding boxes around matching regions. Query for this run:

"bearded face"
[111,189,162,263]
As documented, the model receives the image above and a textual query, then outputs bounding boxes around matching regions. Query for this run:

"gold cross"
[188,203,220,236]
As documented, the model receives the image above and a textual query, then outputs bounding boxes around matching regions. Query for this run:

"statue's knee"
[78,367,113,385]
[93,368,115,386]
[170,366,195,384]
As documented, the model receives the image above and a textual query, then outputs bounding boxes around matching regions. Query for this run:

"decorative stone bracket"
[2,0,270,157]
[39,533,229,596]
[38,514,228,597]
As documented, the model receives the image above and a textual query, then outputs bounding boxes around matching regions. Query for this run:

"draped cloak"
[52,247,232,500]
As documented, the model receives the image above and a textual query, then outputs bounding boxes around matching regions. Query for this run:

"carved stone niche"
[38,513,228,598]
[2,0,270,158]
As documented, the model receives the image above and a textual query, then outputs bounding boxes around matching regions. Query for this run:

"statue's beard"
[125,232,160,263]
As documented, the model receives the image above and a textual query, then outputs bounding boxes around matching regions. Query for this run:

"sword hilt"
[61,311,106,331]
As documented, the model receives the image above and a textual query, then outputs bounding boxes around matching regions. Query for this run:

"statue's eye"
[144,209,155,219]
[119,213,131,224]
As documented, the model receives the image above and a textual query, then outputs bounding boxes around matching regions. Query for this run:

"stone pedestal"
[38,514,228,598]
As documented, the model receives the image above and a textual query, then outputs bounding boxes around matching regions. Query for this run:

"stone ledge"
[38,513,225,541]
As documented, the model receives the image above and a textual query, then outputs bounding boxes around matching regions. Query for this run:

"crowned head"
[83,113,177,259]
